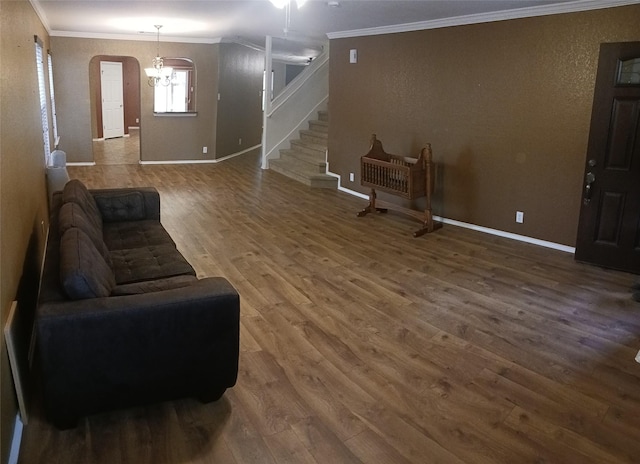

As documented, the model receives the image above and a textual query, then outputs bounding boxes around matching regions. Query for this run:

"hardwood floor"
[92,129,139,165]
[19,150,640,463]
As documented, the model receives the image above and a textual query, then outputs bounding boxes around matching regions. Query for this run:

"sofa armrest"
[36,277,240,425]
[89,187,161,221]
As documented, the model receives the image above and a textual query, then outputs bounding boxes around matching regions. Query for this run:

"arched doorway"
[89,55,141,164]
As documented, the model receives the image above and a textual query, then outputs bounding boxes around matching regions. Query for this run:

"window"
[154,69,190,113]
[34,36,50,164]
[618,57,640,85]
[153,58,196,114]
[48,52,59,146]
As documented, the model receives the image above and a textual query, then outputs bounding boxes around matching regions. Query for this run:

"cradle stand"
[357,134,441,237]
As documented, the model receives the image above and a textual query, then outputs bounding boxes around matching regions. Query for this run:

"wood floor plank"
[263,428,319,464]
[19,152,640,463]
[503,406,629,464]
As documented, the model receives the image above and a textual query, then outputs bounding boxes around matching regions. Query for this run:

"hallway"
[92,129,139,165]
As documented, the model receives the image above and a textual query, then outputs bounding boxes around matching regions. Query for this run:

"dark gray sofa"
[36,179,240,429]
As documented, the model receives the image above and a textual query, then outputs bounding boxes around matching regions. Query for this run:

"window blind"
[35,36,50,165]
[48,52,59,147]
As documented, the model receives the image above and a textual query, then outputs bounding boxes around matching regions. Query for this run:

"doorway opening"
[89,55,141,165]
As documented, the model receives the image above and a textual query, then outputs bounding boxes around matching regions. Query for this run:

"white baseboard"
[139,144,261,165]
[66,162,96,166]
[331,171,575,254]
[8,414,23,464]
[434,216,575,253]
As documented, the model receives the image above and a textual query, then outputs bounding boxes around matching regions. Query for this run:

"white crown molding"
[29,0,50,32]
[327,0,640,39]
[49,30,223,44]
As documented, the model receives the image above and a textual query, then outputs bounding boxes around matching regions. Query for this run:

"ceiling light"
[269,0,307,9]
[269,0,307,35]
[144,25,173,87]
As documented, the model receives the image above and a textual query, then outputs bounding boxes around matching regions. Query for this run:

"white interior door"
[100,61,124,139]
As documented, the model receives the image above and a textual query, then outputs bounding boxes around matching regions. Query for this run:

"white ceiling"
[33,0,638,61]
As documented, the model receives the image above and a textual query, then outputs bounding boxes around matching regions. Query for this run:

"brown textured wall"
[216,43,265,158]
[0,0,51,460]
[51,37,219,162]
[328,5,640,246]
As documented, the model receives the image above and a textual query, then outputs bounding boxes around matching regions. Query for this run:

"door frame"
[100,61,125,140]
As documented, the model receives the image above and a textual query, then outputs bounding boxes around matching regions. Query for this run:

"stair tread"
[300,129,328,138]
[280,149,326,167]
[271,160,333,179]
[309,120,328,132]
[290,139,326,151]
[278,151,326,174]
[270,159,338,188]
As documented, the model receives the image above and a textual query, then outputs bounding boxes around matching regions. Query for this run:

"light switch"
[349,49,357,64]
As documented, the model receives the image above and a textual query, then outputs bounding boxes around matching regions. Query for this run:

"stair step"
[308,119,328,133]
[300,129,327,144]
[290,138,326,157]
[270,158,338,189]
[318,110,328,122]
[280,148,326,173]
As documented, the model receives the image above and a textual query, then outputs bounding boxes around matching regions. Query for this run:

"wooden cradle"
[357,134,441,237]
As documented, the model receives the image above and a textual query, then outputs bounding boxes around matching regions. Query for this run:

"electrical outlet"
[135,118,139,123]
[238,138,242,145]
[202,146,208,154]
[349,172,355,182]
[516,211,524,223]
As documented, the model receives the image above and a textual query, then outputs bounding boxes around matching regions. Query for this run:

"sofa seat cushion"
[62,179,103,232]
[60,228,116,299]
[112,275,198,295]
[110,245,196,285]
[103,220,176,251]
[93,191,146,223]
[58,202,111,266]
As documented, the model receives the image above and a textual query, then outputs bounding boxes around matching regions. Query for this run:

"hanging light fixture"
[269,0,307,34]
[144,25,173,87]
[269,0,306,7]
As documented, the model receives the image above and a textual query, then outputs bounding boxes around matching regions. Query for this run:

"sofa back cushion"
[60,228,115,299]
[93,191,146,223]
[58,202,111,266]
[62,179,103,231]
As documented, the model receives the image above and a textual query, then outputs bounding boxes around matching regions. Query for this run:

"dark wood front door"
[575,42,640,273]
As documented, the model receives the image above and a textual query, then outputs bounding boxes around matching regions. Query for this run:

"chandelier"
[269,0,306,7]
[269,0,307,35]
[144,25,173,87]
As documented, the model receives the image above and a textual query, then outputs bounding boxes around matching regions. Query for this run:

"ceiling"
[33,0,634,62]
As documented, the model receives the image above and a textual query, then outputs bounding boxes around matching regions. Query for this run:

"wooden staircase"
[269,111,337,189]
